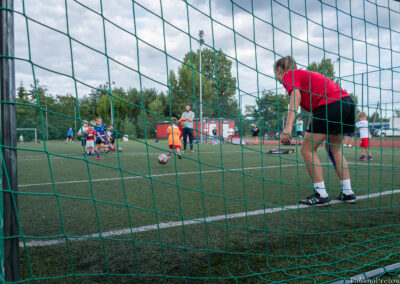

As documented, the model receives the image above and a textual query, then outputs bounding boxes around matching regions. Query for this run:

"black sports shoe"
[299,192,329,206]
[178,155,182,159]
[336,192,356,204]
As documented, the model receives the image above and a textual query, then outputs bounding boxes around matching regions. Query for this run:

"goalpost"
[16,128,37,143]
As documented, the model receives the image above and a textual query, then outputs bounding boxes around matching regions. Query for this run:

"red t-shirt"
[86,129,96,141]
[282,69,350,113]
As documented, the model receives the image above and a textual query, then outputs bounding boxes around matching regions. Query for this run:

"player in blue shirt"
[94,116,115,160]
[66,128,73,143]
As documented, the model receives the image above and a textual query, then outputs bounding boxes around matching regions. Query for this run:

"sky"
[13,0,400,117]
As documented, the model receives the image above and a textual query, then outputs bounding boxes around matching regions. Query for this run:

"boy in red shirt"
[85,121,96,156]
[275,56,356,205]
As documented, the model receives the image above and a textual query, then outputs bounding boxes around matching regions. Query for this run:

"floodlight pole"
[199,30,204,143]
[74,101,77,141]
[109,81,115,126]
[45,104,48,141]
[1,0,20,281]
[361,72,364,112]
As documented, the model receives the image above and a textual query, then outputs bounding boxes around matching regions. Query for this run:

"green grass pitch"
[16,140,400,283]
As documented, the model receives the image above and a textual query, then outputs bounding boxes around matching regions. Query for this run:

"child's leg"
[102,143,114,151]
[96,142,101,158]
[176,147,182,159]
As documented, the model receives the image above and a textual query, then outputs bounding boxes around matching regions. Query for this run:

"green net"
[1,0,400,282]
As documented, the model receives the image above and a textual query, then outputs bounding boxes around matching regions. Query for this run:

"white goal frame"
[17,128,38,143]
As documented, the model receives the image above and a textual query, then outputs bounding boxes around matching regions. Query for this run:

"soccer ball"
[118,147,123,152]
[158,154,168,165]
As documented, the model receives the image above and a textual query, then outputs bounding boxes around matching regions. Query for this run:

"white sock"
[341,179,354,195]
[314,181,328,198]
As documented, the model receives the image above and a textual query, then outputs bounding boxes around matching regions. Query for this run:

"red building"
[156,119,235,141]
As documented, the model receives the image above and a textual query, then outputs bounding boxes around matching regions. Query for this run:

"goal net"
[1,0,400,283]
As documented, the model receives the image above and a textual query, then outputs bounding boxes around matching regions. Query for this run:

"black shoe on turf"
[336,192,356,204]
[299,192,329,206]
[178,155,182,159]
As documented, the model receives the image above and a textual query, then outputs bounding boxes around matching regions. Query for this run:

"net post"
[0,0,20,281]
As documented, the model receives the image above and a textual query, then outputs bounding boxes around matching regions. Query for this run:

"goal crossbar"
[17,128,37,143]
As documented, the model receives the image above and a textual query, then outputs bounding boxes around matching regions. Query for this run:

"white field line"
[18,161,398,188]
[18,163,300,188]
[17,150,259,161]
[20,189,400,248]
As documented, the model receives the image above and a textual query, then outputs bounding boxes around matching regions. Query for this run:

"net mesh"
[1,0,400,282]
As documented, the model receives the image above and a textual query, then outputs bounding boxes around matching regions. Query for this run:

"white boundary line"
[20,189,400,247]
[17,150,258,161]
[18,162,398,188]
[18,164,299,188]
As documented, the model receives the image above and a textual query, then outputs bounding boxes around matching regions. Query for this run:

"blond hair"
[358,111,367,119]
[274,56,297,74]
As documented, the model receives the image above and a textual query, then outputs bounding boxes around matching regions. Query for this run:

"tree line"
[16,48,239,142]
[17,53,386,142]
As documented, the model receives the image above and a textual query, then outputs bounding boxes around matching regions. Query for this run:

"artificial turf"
[14,140,400,283]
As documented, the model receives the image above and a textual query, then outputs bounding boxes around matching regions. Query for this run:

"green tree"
[245,91,290,133]
[120,116,136,137]
[169,48,239,118]
[149,97,164,116]
[308,58,335,78]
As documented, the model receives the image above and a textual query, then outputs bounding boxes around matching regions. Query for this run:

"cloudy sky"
[13,0,400,116]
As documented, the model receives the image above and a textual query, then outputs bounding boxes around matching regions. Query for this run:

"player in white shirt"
[227,127,234,143]
[356,112,372,161]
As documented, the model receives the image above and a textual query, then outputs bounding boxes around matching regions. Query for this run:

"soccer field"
[17,141,400,283]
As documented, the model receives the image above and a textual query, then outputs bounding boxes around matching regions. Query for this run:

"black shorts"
[307,96,355,135]
[297,131,303,137]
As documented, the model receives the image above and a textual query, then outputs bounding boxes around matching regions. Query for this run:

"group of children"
[78,116,116,160]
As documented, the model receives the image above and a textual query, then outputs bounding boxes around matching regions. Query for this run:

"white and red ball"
[158,154,169,165]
